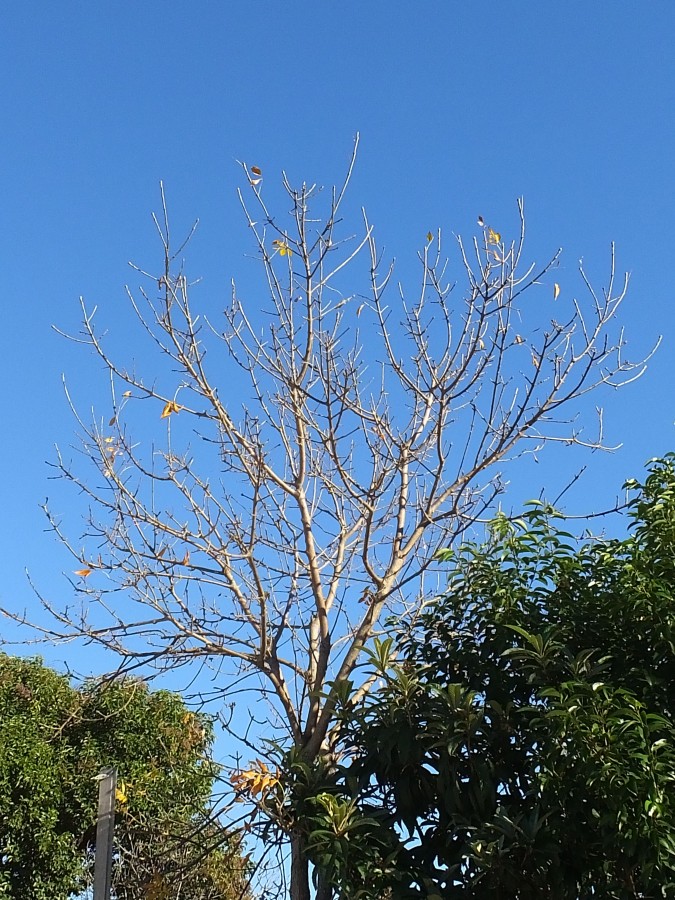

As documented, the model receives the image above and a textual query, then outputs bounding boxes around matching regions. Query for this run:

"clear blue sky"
[1,2,673,679]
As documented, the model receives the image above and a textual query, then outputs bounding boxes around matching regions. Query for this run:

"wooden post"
[93,767,117,900]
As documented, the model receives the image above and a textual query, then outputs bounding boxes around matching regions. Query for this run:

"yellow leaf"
[272,239,293,257]
[553,282,561,300]
[250,165,262,176]
[115,782,128,805]
[161,400,181,419]
[426,231,433,242]
[103,437,115,444]
[488,227,501,244]
[74,568,93,578]
[230,759,280,799]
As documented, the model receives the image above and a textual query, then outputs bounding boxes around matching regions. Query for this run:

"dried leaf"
[477,215,485,227]
[250,165,262,176]
[181,551,190,566]
[478,338,485,350]
[426,231,433,242]
[250,178,262,186]
[161,400,181,419]
[553,282,561,300]
[145,874,170,900]
[514,334,525,345]
[74,568,93,578]
[123,390,132,397]
[230,760,280,799]
[109,416,116,426]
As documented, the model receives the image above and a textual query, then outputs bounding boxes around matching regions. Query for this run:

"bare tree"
[8,138,654,898]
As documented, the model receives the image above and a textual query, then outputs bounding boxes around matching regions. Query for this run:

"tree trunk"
[290,831,334,900]
[315,876,333,900]
[290,831,311,900]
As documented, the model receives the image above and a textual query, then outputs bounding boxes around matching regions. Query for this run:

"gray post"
[93,767,117,900]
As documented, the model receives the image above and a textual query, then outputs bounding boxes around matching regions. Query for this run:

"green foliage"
[0,657,248,899]
[300,456,675,897]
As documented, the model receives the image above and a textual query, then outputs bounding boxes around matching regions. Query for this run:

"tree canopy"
[4,150,653,897]
[303,455,675,897]
[0,655,248,899]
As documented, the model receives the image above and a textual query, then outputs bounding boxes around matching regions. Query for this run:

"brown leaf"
[74,568,93,578]
[161,400,181,419]
[250,165,262,176]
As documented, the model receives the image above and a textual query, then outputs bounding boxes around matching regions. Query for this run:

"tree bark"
[290,831,311,900]
[290,831,334,900]
[315,876,333,900]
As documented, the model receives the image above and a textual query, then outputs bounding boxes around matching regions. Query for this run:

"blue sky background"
[1,4,673,689]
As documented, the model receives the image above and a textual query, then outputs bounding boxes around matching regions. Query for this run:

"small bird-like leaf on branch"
[161,400,182,419]
[74,568,93,578]
[554,282,561,300]
[477,215,485,227]
[426,231,433,242]
[250,166,262,176]
[272,239,292,257]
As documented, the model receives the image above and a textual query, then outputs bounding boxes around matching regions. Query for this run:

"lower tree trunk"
[290,831,333,900]
[315,876,333,900]
[290,831,311,900]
